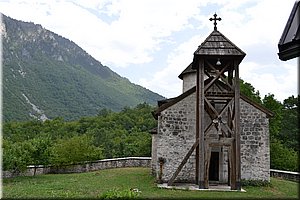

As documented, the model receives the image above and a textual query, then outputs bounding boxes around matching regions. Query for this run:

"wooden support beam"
[219,73,234,91]
[227,147,231,186]
[228,68,233,86]
[223,123,233,136]
[204,97,218,117]
[167,140,200,186]
[205,60,234,91]
[195,62,200,184]
[204,122,214,136]
[204,63,229,92]
[234,60,241,190]
[231,140,237,190]
[228,104,233,138]
[206,96,233,100]
[204,145,211,188]
[198,60,205,189]
[206,138,234,147]
[219,99,234,117]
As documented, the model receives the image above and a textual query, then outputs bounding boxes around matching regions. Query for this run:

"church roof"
[178,62,196,80]
[278,0,300,61]
[194,30,246,57]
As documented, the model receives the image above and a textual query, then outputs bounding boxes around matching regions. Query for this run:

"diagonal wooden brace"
[167,139,200,186]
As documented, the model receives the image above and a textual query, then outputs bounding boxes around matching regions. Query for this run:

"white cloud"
[0,0,208,68]
[240,60,298,102]
[138,35,205,98]
[0,0,298,101]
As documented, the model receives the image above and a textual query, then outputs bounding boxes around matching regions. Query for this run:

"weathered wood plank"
[206,138,234,147]
[204,62,229,92]
[204,145,211,189]
[198,59,205,189]
[231,140,237,190]
[234,60,241,190]
[196,64,200,184]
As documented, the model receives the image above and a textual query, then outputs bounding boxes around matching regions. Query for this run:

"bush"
[49,135,103,166]
[3,139,35,172]
[270,139,299,172]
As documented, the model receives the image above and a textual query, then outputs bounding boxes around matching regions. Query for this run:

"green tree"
[49,135,103,166]
[3,103,157,169]
[270,139,299,171]
[29,136,52,166]
[280,95,299,151]
[262,93,283,140]
[240,79,262,104]
[3,139,35,172]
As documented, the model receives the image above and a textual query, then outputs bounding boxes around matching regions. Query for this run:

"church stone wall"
[240,99,270,181]
[153,93,270,183]
[156,93,197,182]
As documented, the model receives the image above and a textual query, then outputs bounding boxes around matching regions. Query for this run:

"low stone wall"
[3,159,299,183]
[3,157,151,179]
[270,169,299,182]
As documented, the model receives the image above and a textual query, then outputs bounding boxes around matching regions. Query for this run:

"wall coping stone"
[270,169,299,175]
[270,169,299,182]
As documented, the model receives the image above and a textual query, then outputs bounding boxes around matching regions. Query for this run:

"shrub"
[270,139,299,172]
[3,139,35,172]
[49,135,103,166]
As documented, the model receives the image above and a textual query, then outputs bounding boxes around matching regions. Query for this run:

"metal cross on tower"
[209,13,221,30]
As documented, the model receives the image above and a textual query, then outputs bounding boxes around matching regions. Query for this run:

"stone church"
[151,14,273,190]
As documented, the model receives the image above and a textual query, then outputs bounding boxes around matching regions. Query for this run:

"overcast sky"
[0,0,298,102]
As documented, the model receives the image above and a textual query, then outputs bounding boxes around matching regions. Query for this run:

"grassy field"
[2,167,299,199]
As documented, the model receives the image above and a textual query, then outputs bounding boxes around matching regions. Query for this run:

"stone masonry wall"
[240,99,270,181]
[154,93,270,183]
[156,93,197,183]
[3,157,151,179]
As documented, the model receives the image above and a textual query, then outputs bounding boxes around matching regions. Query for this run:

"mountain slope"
[1,14,164,121]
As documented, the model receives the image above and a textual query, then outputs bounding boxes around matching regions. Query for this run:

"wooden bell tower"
[166,13,246,190]
[194,13,246,190]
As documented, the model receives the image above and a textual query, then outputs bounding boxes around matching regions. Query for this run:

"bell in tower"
[152,12,272,192]
[192,13,246,190]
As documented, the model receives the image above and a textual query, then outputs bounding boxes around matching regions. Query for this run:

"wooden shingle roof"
[178,62,196,80]
[194,30,246,57]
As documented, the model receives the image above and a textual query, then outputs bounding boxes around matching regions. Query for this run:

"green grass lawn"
[2,167,299,199]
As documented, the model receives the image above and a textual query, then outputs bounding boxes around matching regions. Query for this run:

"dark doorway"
[209,152,219,181]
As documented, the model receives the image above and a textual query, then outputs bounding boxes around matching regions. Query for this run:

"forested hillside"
[1,14,164,121]
[3,103,155,171]
[2,83,299,173]
[1,13,298,173]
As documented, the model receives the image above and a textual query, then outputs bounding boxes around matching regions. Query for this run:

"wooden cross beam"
[204,61,230,92]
